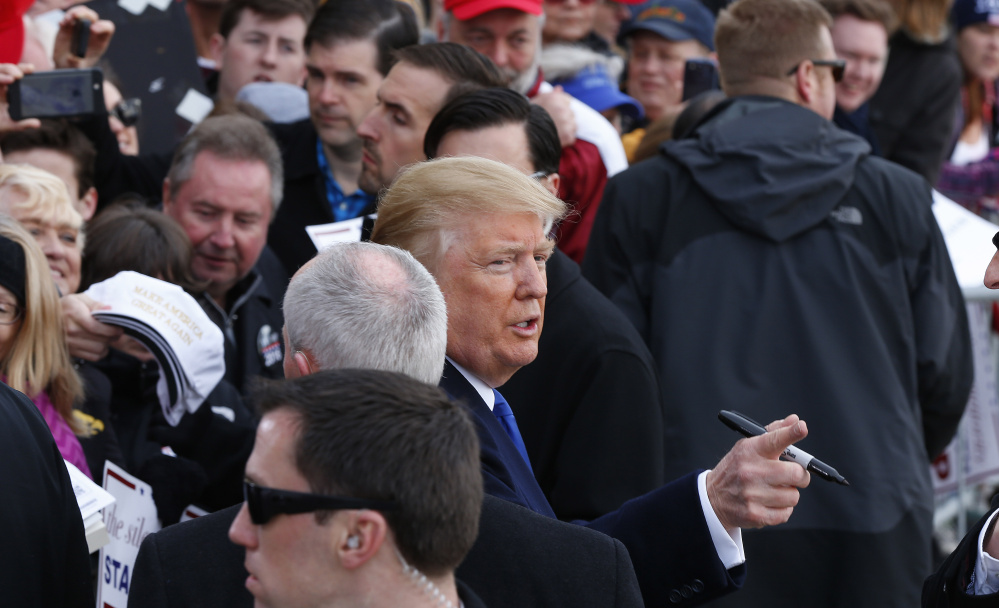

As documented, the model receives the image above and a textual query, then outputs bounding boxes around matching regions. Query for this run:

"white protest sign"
[97,462,161,607]
[932,191,999,300]
[931,302,999,493]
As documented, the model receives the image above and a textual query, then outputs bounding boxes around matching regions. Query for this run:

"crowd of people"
[0,0,997,605]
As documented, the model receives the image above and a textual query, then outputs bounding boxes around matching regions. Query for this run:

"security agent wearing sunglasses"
[227,368,486,608]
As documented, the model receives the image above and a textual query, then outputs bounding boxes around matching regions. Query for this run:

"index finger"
[61,5,100,26]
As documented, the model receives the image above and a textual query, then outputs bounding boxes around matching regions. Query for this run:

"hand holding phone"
[0,64,42,141]
[7,68,105,121]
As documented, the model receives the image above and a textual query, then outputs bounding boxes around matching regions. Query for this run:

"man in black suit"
[423,86,667,522]
[130,242,644,607]
[227,369,486,608]
[371,155,814,608]
[266,0,419,275]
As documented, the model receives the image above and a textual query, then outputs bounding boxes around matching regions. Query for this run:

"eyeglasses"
[0,301,22,325]
[243,481,399,525]
[786,59,846,83]
[110,97,142,127]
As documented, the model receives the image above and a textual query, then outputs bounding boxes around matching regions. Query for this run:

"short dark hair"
[253,369,482,576]
[305,0,419,76]
[393,42,507,109]
[80,199,206,293]
[0,120,96,199]
[424,87,561,176]
[819,0,898,33]
[218,0,315,40]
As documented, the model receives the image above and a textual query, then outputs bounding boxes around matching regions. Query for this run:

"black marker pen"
[718,410,849,486]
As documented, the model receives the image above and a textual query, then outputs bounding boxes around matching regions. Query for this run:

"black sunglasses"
[243,481,398,525]
[111,97,142,127]
[786,59,846,83]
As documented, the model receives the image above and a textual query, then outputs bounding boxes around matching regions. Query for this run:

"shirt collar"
[446,356,495,411]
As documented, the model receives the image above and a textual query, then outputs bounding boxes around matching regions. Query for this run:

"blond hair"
[0,215,85,434]
[885,0,948,42]
[0,164,85,250]
[715,0,833,95]
[370,156,567,271]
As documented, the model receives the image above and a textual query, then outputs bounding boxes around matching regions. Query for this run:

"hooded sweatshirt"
[584,95,972,607]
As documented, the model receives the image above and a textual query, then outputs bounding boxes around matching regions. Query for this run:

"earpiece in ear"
[347,535,360,549]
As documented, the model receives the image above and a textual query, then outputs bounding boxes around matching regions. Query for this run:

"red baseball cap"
[444,0,543,21]
[0,0,32,64]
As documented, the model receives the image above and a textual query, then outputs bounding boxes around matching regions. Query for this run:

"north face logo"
[829,206,863,225]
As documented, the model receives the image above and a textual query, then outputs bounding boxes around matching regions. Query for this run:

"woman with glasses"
[935,0,999,221]
[0,215,91,478]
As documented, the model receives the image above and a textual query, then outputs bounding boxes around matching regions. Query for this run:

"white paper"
[305,216,371,251]
[146,0,171,10]
[65,460,115,523]
[175,89,214,125]
[932,191,999,301]
[97,462,161,607]
[117,0,149,16]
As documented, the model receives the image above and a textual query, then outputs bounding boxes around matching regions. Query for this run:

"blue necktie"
[492,389,533,472]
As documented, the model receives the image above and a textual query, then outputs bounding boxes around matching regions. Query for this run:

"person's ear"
[209,33,227,68]
[793,61,816,107]
[79,186,98,222]
[292,349,315,377]
[162,178,173,213]
[544,172,561,198]
[338,510,388,570]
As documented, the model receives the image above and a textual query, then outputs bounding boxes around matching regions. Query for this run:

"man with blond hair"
[819,0,896,152]
[372,155,816,608]
[438,0,628,263]
[583,0,973,605]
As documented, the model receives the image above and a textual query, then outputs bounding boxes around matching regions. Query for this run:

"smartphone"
[72,18,91,58]
[682,58,719,102]
[7,68,104,120]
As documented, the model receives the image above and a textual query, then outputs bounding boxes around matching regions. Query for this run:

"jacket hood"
[662,96,871,242]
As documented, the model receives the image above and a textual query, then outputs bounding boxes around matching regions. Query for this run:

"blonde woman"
[0,215,90,477]
[0,164,84,297]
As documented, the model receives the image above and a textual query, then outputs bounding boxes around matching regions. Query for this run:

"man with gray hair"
[282,242,448,385]
[129,239,645,608]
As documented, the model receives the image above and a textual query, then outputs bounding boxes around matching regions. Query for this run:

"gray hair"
[166,115,284,217]
[283,242,448,385]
